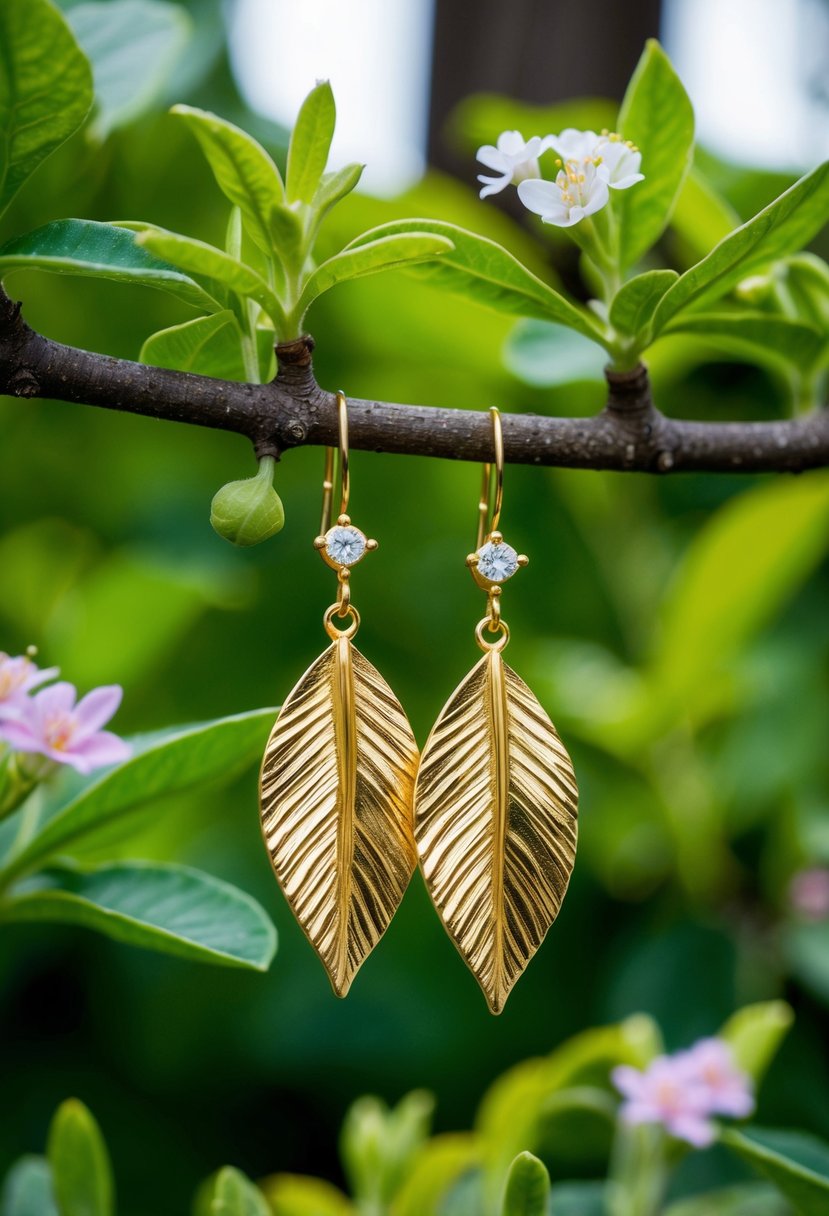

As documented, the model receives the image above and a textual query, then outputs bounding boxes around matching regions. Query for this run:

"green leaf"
[609,270,679,336]
[671,167,741,264]
[69,1,190,138]
[0,0,93,216]
[47,1100,113,1216]
[391,1134,479,1216]
[298,233,454,317]
[269,203,306,274]
[346,220,606,344]
[477,1017,660,1208]
[504,320,607,387]
[651,473,829,709]
[719,1002,794,1085]
[208,1167,271,1216]
[0,220,218,311]
[501,1153,550,1216]
[663,312,826,371]
[0,708,276,883]
[286,80,336,204]
[256,324,276,381]
[136,227,286,329]
[341,1092,434,1210]
[615,40,695,268]
[652,162,829,334]
[140,310,247,379]
[722,1127,829,1216]
[2,861,276,971]
[1,1157,58,1216]
[665,1182,790,1215]
[263,1174,354,1216]
[777,253,829,334]
[313,163,364,217]
[171,104,285,252]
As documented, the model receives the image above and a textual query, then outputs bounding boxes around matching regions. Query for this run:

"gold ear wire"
[315,392,377,582]
[476,406,504,549]
[320,389,350,536]
[468,409,527,599]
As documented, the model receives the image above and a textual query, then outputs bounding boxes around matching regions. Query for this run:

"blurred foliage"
[0,2,828,1215]
[5,1003,829,1215]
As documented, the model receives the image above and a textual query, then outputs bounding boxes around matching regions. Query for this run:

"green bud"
[210,457,285,546]
[735,273,775,305]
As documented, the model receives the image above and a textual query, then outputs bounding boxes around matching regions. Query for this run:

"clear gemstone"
[476,540,519,582]
[326,525,367,566]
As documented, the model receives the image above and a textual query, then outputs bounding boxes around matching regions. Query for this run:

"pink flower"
[789,867,829,921]
[676,1039,755,1118]
[0,681,131,774]
[612,1056,716,1147]
[0,652,59,718]
[612,1036,755,1148]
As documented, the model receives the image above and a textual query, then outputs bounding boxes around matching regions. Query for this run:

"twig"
[1,288,827,473]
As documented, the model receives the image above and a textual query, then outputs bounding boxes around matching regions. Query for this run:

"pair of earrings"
[259,393,578,1013]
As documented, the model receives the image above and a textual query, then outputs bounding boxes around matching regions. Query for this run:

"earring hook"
[476,407,504,548]
[467,408,527,614]
[320,390,350,536]
[315,391,377,593]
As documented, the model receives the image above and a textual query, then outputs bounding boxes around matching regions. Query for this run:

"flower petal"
[619,1101,662,1125]
[582,181,610,217]
[612,1065,647,1099]
[476,145,506,171]
[516,177,559,216]
[26,664,60,692]
[31,682,77,727]
[68,731,132,772]
[72,685,123,739]
[478,172,511,199]
[0,719,40,750]
[497,130,526,155]
[608,172,645,190]
[710,1088,755,1118]
[668,1113,716,1148]
[549,128,600,160]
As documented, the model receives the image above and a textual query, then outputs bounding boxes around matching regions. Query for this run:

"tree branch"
[1,287,827,473]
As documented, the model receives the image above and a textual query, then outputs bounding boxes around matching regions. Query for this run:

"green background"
[1,3,828,1211]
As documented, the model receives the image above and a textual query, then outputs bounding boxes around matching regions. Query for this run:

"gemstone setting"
[325,525,367,567]
[476,540,519,583]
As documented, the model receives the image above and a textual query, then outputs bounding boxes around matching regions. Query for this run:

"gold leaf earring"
[259,391,419,997]
[414,407,579,1014]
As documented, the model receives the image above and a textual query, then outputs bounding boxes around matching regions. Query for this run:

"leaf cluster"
[0,710,278,972]
[5,1002,827,1215]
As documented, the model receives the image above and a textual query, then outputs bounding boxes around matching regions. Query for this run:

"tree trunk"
[428,0,663,177]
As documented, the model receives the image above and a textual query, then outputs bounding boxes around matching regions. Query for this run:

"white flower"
[596,132,645,190]
[476,130,546,199]
[547,127,603,162]
[517,158,609,228]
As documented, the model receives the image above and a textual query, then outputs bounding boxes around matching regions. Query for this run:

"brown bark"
[1,289,827,474]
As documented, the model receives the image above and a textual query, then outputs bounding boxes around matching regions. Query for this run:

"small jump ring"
[324,603,360,640]
[475,616,510,653]
[336,578,352,616]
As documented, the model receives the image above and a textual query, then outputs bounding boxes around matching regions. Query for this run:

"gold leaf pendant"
[414,646,578,1014]
[260,634,419,996]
